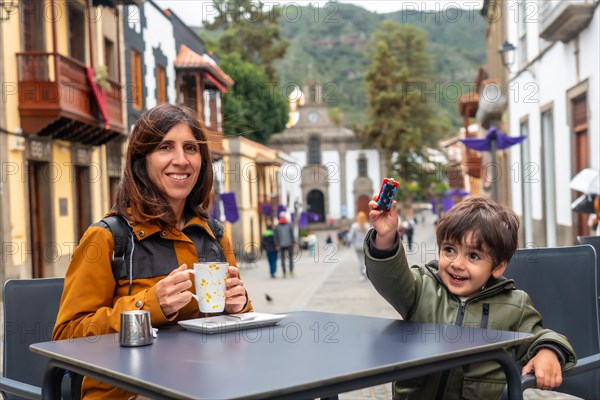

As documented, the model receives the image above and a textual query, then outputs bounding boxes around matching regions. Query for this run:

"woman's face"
[145,123,202,214]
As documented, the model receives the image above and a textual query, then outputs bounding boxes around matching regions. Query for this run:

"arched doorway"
[356,195,370,216]
[307,190,325,222]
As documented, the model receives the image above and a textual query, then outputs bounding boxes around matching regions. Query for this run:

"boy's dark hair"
[435,197,519,266]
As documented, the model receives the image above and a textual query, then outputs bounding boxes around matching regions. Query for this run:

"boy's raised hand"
[521,348,563,390]
[368,196,398,249]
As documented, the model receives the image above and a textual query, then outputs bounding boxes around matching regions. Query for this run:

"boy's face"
[438,232,507,298]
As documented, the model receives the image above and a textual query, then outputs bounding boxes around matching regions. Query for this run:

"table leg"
[492,350,523,400]
[41,359,66,400]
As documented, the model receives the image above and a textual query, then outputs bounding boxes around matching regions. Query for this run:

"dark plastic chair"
[503,245,600,399]
[577,235,600,265]
[1,278,81,400]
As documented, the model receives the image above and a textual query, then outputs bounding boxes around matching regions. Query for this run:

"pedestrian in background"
[401,219,415,250]
[306,230,317,256]
[274,212,296,277]
[261,224,278,278]
[348,211,371,280]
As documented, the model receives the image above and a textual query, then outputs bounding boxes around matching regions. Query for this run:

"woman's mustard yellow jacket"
[53,214,253,399]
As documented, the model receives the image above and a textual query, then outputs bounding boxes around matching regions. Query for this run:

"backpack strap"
[100,216,222,282]
[101,214,131,282]
[207,218,226,261]
[207,217,224,243]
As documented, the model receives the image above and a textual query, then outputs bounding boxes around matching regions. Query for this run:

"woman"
[53,104,252,399]
[347,211,371,280]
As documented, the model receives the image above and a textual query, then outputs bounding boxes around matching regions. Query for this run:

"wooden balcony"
[203,126,224,159]
[17,52,125,145]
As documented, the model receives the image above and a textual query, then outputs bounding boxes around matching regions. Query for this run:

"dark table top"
[31,311,531,399]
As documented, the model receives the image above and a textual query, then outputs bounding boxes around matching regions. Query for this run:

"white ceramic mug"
[190,262,228,313]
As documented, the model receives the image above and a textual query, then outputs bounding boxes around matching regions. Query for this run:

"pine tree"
[363,21,448,170]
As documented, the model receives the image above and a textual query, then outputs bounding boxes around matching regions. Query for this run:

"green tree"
[362,21,449,171]
[218,53,288,144]
[204,0,288,79]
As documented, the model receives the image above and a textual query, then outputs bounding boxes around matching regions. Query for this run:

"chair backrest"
[505,245,599,399]
[577,235,600,263]
[2,278,64,397]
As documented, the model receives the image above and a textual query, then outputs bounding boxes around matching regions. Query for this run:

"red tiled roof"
[174,45,234,88]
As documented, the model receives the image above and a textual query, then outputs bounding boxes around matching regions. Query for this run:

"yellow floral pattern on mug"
[199,263,225,308]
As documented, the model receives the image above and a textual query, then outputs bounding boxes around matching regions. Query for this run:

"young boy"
[365,196,576,400]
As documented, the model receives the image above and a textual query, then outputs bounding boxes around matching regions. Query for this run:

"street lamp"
[499,40,516,70]
[0,0,18,22]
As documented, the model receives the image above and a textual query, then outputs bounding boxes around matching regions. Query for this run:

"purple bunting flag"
[220,192,239,223]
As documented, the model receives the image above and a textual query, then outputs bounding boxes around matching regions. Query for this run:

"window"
[68,3,86,62]
[519,119,532,245]
[358,154,368,177]
[541,108,556,246]
[104,38,116,81]
[131,49,143,110]
[22,0,45,51]
[308,136,321,165]
[571,94,589,236]
[204,89,216,127]
[180,75,198,113]
[518,1,528,67]
[156,65,167,104]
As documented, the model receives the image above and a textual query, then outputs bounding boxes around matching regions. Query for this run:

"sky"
[154,1,484,27]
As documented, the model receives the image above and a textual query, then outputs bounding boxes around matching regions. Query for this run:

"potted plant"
[94,65,111,91]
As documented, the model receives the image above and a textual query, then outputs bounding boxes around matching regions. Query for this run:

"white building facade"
[269,89,386,226]
[506,0,599,245]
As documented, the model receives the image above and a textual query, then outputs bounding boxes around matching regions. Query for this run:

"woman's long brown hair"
[114,104,214,228]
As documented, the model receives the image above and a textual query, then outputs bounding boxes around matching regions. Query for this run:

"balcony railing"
[539,0,596,42]
[17,52,124,144]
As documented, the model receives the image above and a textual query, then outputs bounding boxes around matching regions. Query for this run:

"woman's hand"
[224,266,247,314]
[155,264,193,317]
[368,196,399,249]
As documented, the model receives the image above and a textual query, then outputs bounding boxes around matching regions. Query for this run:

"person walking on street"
[348,211,371,280]
[274,212,296,277]
[401,219,415,250]
[261,225,278,278]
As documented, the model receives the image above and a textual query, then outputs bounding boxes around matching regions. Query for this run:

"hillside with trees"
[196,1,486,139]
[274,2,486,130]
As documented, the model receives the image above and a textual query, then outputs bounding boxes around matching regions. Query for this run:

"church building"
[268,84,386,225]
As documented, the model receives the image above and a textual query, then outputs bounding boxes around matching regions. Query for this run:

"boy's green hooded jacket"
[364,230,576,400]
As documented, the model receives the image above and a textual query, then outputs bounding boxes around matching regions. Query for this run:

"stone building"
[268,85,386,227]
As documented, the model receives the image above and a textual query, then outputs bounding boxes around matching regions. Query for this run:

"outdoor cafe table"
[30,311,530,400]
